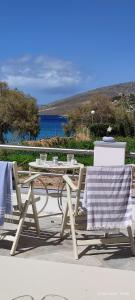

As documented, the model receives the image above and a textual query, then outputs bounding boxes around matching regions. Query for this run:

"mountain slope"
[39,81,135,115]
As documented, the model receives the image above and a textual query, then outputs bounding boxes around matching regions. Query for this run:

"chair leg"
[127,226,135,255]
[31,199,40,235]
[66,184,78,260]
[10,200,29,255]
[60,202,68,239]
[75,190,80,215]
[10,183,36,256]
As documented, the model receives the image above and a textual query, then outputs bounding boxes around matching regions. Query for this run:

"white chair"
[61,166,135,259]
[0,161,41,255]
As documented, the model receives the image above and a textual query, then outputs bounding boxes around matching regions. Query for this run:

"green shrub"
[90,123,111,136]
[90,123,134,137]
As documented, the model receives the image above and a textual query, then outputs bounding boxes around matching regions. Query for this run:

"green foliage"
[90,123,110,137]
[0,82,39,143]
[90,122,134,137]
[116,136,135,152]
[0,150,38,169]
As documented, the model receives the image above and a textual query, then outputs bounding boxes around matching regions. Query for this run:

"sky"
[0,0,135,105]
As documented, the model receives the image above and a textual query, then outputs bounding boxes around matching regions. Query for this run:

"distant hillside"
[39,81,135,115]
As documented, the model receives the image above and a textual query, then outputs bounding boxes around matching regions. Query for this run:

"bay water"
[5,115,68,143]
[38,115,68,139]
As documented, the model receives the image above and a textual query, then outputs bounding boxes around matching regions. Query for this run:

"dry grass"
[75,126,90,141]
[25,137,69,147]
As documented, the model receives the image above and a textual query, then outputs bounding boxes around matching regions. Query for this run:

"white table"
[29,161,83,215]
[29,161,83,171]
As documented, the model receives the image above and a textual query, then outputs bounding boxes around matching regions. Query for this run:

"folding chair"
[61,166,135,259]
[0,161,41,255]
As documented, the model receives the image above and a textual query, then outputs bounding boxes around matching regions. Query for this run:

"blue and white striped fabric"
[82,165,133,230]
[0,161,13,226]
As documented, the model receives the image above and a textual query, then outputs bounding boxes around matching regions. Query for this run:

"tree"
[64,95,115,136]
[114,99,134,136]
[0,82,39,143]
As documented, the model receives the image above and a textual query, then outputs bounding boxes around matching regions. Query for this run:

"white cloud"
[0,55,90,93]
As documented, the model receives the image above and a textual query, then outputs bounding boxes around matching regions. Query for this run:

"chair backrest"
[132,165,135,197]
[94,141,126,166]
[75,164,135,214]
[75,167,86,214]
[12,161,23,211]
[77,166,86,191]
[3,161,24,227]
[82,165,133,231]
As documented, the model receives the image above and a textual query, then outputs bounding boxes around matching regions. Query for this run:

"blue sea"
[5,115,68,143]
[38,115,68,139]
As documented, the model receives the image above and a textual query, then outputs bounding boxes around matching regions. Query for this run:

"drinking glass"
[36,158,41,165]
[40,153,47,164]
[52,156,58,165]
[41,295,68,300]
[11,296,34,300]
[71,159,77,164]
[67,154,74,163]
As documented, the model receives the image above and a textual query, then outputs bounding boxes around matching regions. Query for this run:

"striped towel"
[0,162,13,226]
[82,165,133,230]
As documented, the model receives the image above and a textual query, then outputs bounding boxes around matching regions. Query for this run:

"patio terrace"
[0,144,135,271]
[0,188,134,271]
